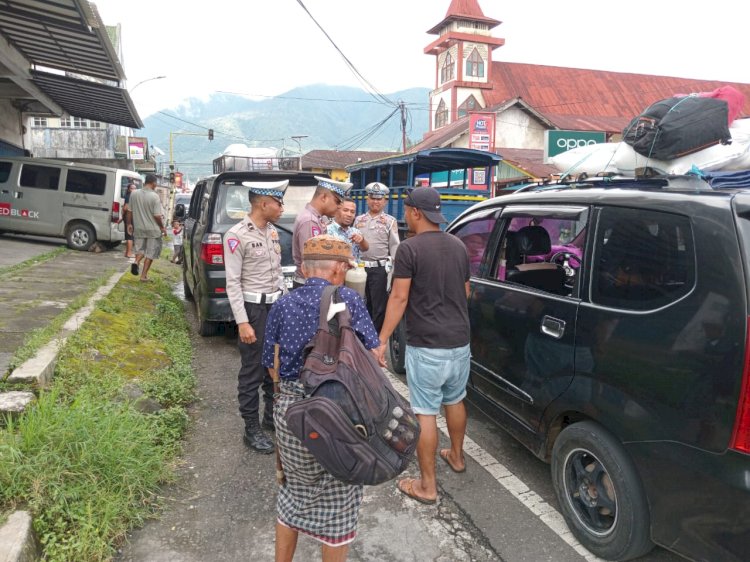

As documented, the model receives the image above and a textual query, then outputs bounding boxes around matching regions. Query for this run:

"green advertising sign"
[545,130,607,160]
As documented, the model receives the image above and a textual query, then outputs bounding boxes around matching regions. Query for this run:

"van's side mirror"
[174,204,185,218]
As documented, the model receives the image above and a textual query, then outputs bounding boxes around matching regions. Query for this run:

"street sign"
[544,130,607,161]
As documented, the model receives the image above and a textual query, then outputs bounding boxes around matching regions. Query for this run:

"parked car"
[179,170,319,336]
[0,156,142,250]
[443,174,750,561]
[172,192,192,223]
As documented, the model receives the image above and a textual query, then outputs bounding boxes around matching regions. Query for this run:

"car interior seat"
[505,225,566,294]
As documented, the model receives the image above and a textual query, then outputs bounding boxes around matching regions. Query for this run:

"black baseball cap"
[404,187,447,224]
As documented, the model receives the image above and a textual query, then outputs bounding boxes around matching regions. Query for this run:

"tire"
[388,319,406,374]
[196,303,218,337]
[66,222,95,251]
[551,421,653,561]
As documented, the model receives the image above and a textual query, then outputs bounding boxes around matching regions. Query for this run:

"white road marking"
[384,369,606,562]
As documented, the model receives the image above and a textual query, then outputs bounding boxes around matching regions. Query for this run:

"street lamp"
[291,135,308,170]
[130,75,166,93]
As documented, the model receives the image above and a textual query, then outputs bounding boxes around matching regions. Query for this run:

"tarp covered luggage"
[623,96,731,160]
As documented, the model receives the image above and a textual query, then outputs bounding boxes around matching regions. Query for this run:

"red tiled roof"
[302,150,398,170]
[485,61,750,126]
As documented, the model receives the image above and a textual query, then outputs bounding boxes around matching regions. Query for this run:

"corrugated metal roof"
[302,150,398,170]
[0,0,124,81]
[31,70,142,129]
[0,0,141,128]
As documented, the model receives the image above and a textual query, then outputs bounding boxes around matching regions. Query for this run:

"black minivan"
[446,176,750,561]
[179,170,319,336]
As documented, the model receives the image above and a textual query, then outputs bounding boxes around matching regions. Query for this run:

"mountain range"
[142,84,431,181]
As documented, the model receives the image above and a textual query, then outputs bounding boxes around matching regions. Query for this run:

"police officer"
[291,175,352,288]
[224,180,288,453]
[355,182,400,332]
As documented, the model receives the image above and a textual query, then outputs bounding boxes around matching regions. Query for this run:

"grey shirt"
[224,215,285,324]
[129,188,162,238]
[355,211,399,261]
[292,203,326,281]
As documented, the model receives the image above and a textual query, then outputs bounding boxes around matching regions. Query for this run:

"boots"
[243,422,274,454]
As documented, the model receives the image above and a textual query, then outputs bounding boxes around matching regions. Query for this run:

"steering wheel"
[549,251,582,287]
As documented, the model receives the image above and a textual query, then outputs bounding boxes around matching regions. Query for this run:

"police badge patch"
[227,238,240,253]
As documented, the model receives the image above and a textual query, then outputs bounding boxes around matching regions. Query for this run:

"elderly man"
[224,180,289,453]
[291,176,351,289]
[263,234,380,562]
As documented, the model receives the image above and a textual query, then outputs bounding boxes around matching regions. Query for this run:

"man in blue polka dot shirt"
[262,234,380,561]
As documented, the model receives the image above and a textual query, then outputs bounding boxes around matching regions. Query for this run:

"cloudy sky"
[91,0,750,119]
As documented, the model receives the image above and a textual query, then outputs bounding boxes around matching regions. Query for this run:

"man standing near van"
[376,187,471,505]
[127,174,166,282]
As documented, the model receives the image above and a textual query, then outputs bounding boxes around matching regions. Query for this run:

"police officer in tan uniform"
[291,175,352,288]
[224,180,288,453]
[355,182,400,332]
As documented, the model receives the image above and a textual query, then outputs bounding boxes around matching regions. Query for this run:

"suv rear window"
[591,207,695,310]
[213,180,317,226]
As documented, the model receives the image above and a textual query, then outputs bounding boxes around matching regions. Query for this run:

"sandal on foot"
[130,263,139,276]
[397,478,437,505]
[440,449,466,473]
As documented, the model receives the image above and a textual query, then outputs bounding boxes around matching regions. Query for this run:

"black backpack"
[622,95,730,160]
[285,285,419,486]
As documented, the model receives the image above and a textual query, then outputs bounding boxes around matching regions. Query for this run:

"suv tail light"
[730,317,750,453]
[111,201,121,223]
[200,233,224,265]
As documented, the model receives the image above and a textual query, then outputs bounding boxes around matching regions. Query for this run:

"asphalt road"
[117,285,685,562]
[0,233,68,268]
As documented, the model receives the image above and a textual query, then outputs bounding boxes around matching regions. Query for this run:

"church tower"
[425,0,504,132]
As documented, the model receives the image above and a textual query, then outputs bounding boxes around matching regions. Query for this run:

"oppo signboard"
[544,130,607,162]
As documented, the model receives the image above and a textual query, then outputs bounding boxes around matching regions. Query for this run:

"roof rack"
[513,172,715,194]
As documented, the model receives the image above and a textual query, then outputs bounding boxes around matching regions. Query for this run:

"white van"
[0,157,143,250]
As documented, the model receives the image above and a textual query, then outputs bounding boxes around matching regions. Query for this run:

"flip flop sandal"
[130,263,139,276]
[397,478,437,505]
[440,449,466,473]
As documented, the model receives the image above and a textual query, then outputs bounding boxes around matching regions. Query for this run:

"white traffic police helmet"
[364,182,389,199]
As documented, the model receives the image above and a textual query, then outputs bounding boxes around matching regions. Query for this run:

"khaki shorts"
[135,237,163,260]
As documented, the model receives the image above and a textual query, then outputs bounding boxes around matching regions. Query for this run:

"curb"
[0,268,127,562]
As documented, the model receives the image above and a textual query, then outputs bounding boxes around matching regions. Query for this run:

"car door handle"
[541,315,566,339]
[1,189,8,194]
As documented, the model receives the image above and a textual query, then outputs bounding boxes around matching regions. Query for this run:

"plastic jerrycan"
[345,263,367,299]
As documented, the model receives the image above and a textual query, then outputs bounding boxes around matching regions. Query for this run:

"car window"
[0,162,11,183]
[188,184,204,219]
[20,164,60,190]
[120,176,142,198]
[65,170,106,195]
[490,210,588,297]
[591,207,695,310]
[215,182,249,226]
[453,215,499,276]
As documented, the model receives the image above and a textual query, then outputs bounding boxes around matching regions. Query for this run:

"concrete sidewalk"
[0,247,126,376]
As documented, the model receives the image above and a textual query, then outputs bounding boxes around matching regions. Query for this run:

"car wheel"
[196,303,218,337]
[388,319,406,375]
[66,222,95,251]
[551,421,653,561]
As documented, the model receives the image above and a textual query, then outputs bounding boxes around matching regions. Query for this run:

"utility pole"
[400,101,407,153]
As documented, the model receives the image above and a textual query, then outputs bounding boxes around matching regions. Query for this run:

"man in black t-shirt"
[376,187,471,505]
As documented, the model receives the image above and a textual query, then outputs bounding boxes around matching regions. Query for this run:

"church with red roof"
[415,0,750,184]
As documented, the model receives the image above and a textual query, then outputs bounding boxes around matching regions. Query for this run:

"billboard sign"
[544,130,607,161]
[468,112,496,190]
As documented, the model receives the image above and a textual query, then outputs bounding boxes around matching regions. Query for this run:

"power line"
[295,0,396,108]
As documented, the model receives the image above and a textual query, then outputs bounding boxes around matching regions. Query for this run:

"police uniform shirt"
[224,215,285,324]
[292,203,326,276]
[355,211,399,261]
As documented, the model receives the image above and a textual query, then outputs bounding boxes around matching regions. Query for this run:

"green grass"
[0,246,68,278]
[0,260,194,561]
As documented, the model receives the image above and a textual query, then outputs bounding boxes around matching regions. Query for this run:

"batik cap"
[302,234,357,268]
[242,179,289,202]
[314,175,352,199]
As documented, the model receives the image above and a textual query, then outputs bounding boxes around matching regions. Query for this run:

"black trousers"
[365,265,388,333]
[237,302,274,428]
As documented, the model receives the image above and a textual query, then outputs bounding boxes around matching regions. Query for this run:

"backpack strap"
[318,285,337,332]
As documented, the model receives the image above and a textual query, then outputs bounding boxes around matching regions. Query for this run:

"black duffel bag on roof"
[623,95,731,160]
